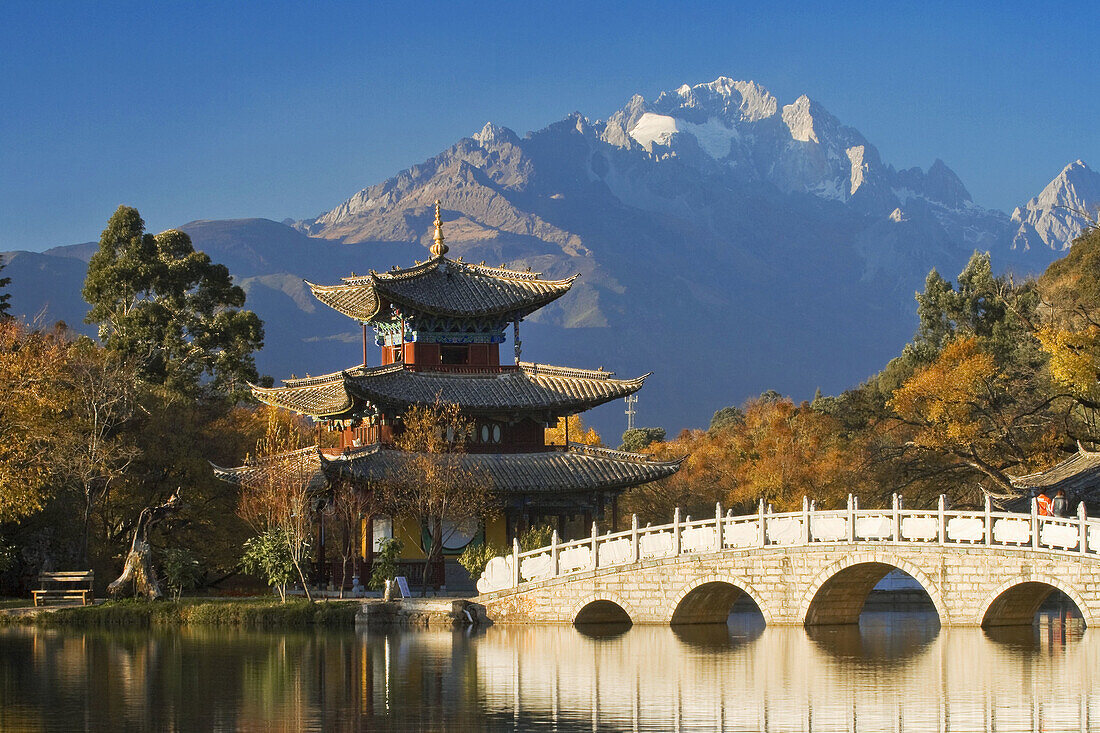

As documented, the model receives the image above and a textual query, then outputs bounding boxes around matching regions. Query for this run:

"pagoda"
[215,202,680,582]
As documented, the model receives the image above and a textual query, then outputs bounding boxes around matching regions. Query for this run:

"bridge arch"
[798,552,947,626]
[667,573,772,625]
[571,593,635,626]
[979,575,1093,628]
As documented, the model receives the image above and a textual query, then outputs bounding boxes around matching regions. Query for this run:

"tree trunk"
[423,518,443,597]
[106,540,163,600]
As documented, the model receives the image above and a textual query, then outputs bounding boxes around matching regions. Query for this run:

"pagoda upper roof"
[250,362,649,419]
[306,256,577,323]
[321,443,683,497]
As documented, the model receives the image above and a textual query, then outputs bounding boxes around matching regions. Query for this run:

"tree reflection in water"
[0,612,1095,732]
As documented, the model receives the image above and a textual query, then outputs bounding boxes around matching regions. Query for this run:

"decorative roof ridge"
[519,362,654,384]
[1008,448,1100,486]
[368,257,442,282]
[319,443,384,465]
[306,277,374,290]
[450,259,579,285]
[519,361,614,379]
[277,370,349,388]
[211,445,320,474]
[566,442,685,466]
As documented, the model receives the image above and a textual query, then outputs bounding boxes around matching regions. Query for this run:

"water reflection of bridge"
[477,496,1100,627]
[470,619,1097,732]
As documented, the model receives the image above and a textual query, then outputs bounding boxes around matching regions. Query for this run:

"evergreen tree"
[0,254,11,319]
[619,427,666,452]
[83,206,264,398]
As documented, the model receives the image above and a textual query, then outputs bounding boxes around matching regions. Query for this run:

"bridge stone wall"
[478,544,1100,627]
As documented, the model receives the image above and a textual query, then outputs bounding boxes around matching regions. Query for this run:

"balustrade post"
[758,500,766,547]
[802,496,811,545]
[891,493,899,542]
[847,494,855,543]
[512,537,520,588]
[591,522,599,570]
[1031,497,1039,549]
[984,495,993,546]
[631,514,639,563]
[673,507,682,556]
[1079,502,1088,555]
[715,502,723,552]
[551,530,560,577]
[937,495,946,544]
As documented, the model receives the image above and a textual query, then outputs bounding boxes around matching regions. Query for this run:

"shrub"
[241,529,296,602]
[368,538,403,590]
[160,548,202,602]
[457,540,501,581]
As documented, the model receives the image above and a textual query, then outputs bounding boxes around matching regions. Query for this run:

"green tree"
[369,538,403,591]
[160,547,202,602]
[241,528,296,603]
[0,255,11,319]
[707,406,744,434]
[83,206,264,399]
[618,427,666,452]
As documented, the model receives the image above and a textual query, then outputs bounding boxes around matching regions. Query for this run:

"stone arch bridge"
[475,496,1100,627]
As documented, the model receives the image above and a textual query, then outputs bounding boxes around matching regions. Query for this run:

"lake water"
[0,611,1093,732]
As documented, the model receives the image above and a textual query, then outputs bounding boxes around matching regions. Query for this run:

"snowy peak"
[653,77,779,124]
[1011,160,1100,251]
[782,94,831,144]
[473,121,520,147]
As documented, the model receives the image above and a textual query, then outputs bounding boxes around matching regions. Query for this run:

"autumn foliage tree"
[545,414,602,447]
[383,400,493,588]
[236,407,318,600]
[0,321,67,523]
[627,394,867,522]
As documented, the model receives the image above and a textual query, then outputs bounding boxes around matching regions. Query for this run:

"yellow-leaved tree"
[544,414,602,447]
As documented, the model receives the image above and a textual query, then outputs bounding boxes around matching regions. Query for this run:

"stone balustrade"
[475,494,1100,627]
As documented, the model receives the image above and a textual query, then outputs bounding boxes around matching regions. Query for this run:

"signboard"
[395,576,411,599]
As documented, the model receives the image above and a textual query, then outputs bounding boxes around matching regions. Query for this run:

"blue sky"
[2,0,1097,251]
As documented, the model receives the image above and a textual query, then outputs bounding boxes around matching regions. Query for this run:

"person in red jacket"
[1036,492,1053,516]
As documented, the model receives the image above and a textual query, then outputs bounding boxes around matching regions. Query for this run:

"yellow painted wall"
[485,514,508,549]
[395,516,427,560]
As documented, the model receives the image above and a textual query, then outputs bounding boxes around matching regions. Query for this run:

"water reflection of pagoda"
[216,202,679,584]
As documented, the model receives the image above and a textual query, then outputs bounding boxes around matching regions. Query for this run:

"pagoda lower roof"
[210,446,329,492]
[306,256,577,323]
[321,443,683,496]
[250,362,649,419]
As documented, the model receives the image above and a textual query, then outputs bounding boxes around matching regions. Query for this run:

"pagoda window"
[491,424,501,443]
[480,424,490,443]
[440,345,469,365]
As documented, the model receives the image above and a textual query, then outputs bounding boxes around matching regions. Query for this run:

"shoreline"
[0,597,362,629]
[0,595,490,630]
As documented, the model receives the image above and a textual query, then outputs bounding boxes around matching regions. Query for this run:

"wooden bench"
[32,571,95,607]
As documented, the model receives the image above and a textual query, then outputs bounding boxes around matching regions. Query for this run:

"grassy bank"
[0,597,360,629]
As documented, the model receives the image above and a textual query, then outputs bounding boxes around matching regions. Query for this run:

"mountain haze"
[3,78,1094,436]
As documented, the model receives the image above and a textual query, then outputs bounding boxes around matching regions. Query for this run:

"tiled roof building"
[215,202,679,586]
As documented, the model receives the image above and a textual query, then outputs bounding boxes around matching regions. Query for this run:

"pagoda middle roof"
[306,256,577,323]
[250,362,650,419]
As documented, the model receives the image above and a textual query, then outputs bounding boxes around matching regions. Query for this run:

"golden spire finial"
[430,200,448,258]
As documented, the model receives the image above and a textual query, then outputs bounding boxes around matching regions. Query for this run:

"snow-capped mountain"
[1011,160,1100,252]
[5,78,1091,435]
